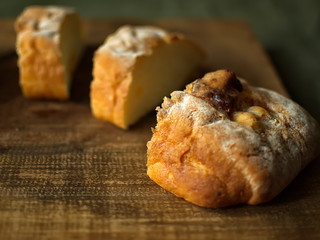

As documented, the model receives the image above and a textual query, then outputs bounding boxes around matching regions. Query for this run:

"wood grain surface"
[0,19,319,240]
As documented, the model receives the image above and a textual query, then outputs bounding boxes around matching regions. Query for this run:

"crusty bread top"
[154,70,320,204]
[15,6,76,43]
[97,25,186,66]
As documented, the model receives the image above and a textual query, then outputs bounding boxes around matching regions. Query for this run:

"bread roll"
[15,6,85,100]
[90,25,204,129]
[147,69,320,208]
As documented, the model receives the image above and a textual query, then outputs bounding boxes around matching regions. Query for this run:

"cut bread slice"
[15,6,85,100]
[90,25,204,129]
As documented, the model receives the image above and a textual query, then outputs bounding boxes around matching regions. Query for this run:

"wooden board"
[0,19,319,240]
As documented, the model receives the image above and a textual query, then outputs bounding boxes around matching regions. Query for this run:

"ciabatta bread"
[15,6,85,100]
[90,25,204,129]
[147,69,320,208]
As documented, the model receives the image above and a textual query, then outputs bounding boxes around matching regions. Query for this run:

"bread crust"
[15,6,84,100]
[91,49,132,128]
[147,69,320,207]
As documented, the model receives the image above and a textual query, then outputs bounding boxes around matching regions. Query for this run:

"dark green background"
[1,0,319,120]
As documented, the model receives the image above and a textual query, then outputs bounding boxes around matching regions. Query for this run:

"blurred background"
[1,0,319,119]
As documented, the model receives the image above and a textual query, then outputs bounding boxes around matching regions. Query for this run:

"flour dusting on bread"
[16,6,75,43]
[101,26,168,56]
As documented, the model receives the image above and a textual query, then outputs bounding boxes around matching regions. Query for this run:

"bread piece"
[15,6,85,100]
[147,69,320,208]
[90,25,204,129]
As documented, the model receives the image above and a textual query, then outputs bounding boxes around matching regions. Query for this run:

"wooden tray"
[0,19,319,240]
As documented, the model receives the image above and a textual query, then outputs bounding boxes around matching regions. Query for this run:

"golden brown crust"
[147,118,253,208]
[17,31,67,99]
[15,6,84,100]
[90,51,133,128]
[147,69,320,207]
